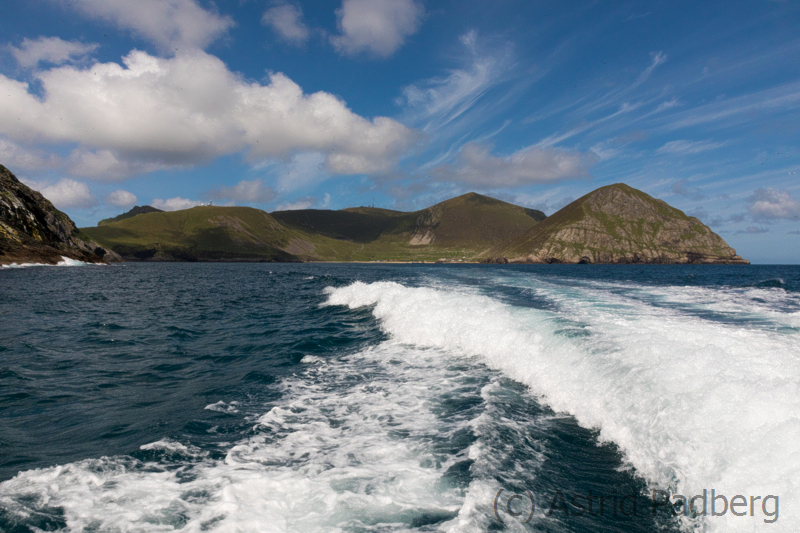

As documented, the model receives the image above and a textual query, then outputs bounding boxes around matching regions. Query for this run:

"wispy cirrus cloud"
[656,139,727,155]
[398,31,517,135]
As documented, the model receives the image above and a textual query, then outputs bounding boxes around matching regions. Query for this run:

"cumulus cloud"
[431,142,596,187]
[108,189,137,207]
[748,187,800,220]
[331,0,424,58]
[66,149,172,180]
[0,50,416,181]
[205,179,276,204]
[151,197,201,211]
[32,178,97,209]
[60,0,234,50]
[656,139,727,155]
[7,37,98,69]
[0,138,60,171]
[262,4,309,45]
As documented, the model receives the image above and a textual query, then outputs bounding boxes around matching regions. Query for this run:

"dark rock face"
[0,165,120,265]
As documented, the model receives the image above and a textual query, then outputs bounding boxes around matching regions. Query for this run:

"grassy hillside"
[98,205,163,226]
[84,192,546,262]
[84,206,303,261]
[273,192,546,261]
[485,183,748,264]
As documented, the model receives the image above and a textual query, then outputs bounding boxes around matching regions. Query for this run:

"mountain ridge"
[82,184,747,264]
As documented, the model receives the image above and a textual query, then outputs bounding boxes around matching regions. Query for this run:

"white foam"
[204,401,240,414]
[325,280,800,532]
[0,341,483,532]
[1,256,92,269]
[140,439,209,458]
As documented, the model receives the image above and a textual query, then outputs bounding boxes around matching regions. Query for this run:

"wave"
[325,280,800,532]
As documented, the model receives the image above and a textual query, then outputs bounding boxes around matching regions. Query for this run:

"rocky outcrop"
[485,183,748,264]
[0,165,120,265]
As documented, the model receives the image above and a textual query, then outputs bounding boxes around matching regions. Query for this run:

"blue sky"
[1,0,799,262]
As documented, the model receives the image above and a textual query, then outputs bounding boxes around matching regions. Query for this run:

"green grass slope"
[84,192,547,262]
[98,205,163,226]
[84,206,303,261]
[272,192,546,261]
[485,183,748,264]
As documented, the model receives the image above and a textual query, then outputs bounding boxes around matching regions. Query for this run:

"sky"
[1,0,799,263]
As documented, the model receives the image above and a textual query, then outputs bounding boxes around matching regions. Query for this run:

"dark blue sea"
[1,262,798,532]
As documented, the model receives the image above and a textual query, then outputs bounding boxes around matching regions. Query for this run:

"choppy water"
[1,263,798,532]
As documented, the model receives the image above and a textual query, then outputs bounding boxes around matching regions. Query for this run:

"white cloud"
[656,139,727,155]
[67,149,171,180]
[432,142,597,187]
[0,138,60,171]
[34,178,97,209]
[331,0,424,58]
[7,37,98,69]
[151,196,201,211]
[748,188,800,220]
[61,0,234,50]
[108,189,137,207]
[206,179,276,204]
[0,50,416,180]
[275,195,326,211]
[262,4,309,45]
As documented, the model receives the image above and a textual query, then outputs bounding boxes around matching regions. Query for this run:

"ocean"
[0,262,797,532]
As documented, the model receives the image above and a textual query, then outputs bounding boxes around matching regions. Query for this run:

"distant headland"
[0,164,748,265]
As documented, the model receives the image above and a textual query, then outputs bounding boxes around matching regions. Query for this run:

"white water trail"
[325,280,800,532]
[0,344,481,532]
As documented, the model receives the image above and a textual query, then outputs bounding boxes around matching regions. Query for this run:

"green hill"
[82,185,747,264]
[84,193,546,262]
[483,183,748,264]
[83,206,303,261]
[98,205,163,226]
[271,192,546,261]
